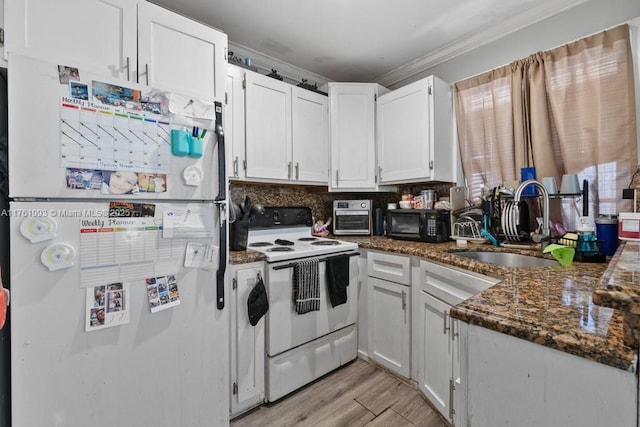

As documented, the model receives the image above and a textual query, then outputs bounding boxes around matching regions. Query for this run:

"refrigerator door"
[8,53,219,200]
[10,201,228,426]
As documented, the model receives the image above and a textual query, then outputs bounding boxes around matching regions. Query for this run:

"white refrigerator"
[7,53,229,426]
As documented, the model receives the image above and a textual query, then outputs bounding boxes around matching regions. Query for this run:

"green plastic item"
[543,244,575,266]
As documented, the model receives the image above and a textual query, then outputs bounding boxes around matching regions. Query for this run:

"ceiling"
[148,0,588,84]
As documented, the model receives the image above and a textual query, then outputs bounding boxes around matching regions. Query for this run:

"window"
[455,24,637,229]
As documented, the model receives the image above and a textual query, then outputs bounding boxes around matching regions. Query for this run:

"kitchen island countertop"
[231,236,637,372]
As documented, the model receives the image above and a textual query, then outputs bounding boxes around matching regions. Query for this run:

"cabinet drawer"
[367,251,411,285]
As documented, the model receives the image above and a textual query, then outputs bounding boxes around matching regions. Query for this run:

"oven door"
[333,210,371,235]
[264,255,359,357]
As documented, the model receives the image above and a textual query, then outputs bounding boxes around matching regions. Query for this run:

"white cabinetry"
[137,1,227,101]
[245,71,292,181]
[6,0,137,80]
[292,87,329,183]
[229,262,265,418]
[243,71,328,184]
[367,251,411,378]
[226,65,246,180]
[6,0,227,101]
[415,260,497,425]
[377,76,454,184]
[465,324,637,426]
[328,83,390,191]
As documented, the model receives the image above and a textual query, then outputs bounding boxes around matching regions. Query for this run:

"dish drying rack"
[451,210,486,242]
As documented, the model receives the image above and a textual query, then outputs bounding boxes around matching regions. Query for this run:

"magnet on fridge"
[188,136,203,158]
[20,217,58,243]
[183,165,204,186]
[171,129,190,156]
[40,243,76,271]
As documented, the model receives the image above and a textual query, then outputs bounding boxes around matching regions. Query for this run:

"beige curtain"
[455,66,518,202]
[455,24,637,221]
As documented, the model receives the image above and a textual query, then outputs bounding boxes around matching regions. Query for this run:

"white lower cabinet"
[367,251,411,378]
[415,259,498,426]
[418,291,456,421]
[229,262,265,418]
[465,324,637,427]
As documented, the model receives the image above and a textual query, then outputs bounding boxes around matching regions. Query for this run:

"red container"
[618,213,640,241]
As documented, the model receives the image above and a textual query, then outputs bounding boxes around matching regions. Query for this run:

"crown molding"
[228,41,332,87]
[375,0,589,88]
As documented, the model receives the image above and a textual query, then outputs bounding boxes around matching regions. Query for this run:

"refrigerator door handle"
[214,100,227,310]
[217,210,227,310]
[214,101,226,203]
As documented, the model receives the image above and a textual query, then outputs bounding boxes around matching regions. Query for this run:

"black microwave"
[386,209,451,243]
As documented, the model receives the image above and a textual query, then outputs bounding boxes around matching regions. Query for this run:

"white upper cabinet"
[292,87,328,183]
[242,70,328,184]
[377,76,454,184]
[226,65,246,180]
[5,0,227,101]
[244,71,292,181]
[137,1,227,101]
[5,0,138,80]
[329,83,378,190]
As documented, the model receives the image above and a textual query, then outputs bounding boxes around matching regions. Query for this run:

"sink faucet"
[514,179,550,246]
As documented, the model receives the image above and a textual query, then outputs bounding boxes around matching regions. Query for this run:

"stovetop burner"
[274,239,295,246]
[245,207,358,262]
[268,247,295,252]
[248,242,273,247]
[311,240,341,246]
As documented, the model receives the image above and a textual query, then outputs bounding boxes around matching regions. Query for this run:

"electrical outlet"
[623,188,635,199]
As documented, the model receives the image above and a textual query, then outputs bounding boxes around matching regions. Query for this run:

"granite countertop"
[592,241,640,350]
[230,250,266,265]
[230,236,638,372]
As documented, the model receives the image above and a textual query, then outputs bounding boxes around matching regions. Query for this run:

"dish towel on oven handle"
[293,258,320,314]
[326,254,350,307]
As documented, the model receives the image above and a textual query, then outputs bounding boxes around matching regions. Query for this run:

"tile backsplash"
[229,182,455,224]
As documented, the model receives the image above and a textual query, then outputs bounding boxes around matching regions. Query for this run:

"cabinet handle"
[401,290,406,310]
[145,63,149,86]
[233,157,239,177]
[295,162,299,180]
[429,160,434,170]
[125,56,130,81]
[288,161,292,179]
[443,311,450,335]
[449,378,456,420]
[378,165,382,181]
[451,319,458,341]
[336,169,340,184]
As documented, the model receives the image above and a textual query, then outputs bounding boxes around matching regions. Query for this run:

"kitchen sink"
[451,251,558,268]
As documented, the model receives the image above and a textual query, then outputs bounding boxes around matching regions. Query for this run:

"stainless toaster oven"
[333,200,372,235]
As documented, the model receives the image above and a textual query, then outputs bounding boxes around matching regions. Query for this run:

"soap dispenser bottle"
[577,216,597,253]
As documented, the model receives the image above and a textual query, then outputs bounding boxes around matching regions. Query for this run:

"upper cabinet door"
[5,0,138,80]
[137,1,227,101]
[377,76,455,184]
[292,87,328,184]
[245,72,292,181]
[226,66,246,181]
[377,78,432,184]
[329,84,377,190]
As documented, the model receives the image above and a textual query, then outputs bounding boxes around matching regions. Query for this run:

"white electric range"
[246,207,359,402]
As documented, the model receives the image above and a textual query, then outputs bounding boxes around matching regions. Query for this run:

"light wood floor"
[231,358,448,427]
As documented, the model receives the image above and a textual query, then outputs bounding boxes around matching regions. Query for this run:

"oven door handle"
[272,252,360,270]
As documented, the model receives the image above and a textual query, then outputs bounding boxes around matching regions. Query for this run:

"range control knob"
[361,202,367,209]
